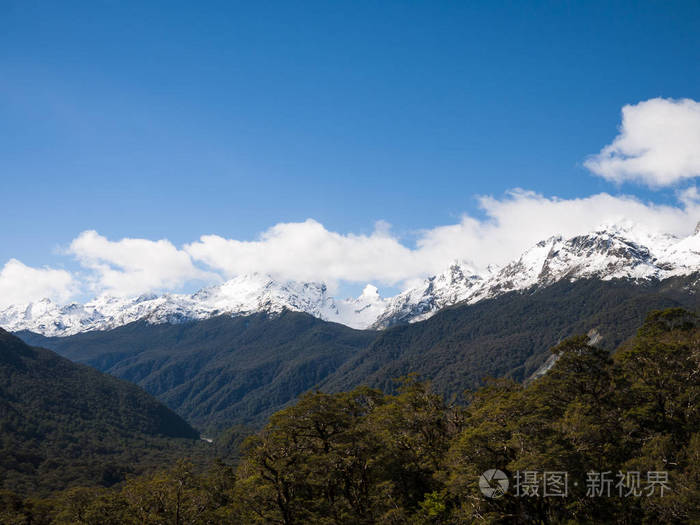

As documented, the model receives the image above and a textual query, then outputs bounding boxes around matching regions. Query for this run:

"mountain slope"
[373,225,700,328]
[0,329,199,494]
[2,224,699,336]
[0,274,388,336]
[321,274,700,398]
[19,274,699,435]
[19,312,378,432]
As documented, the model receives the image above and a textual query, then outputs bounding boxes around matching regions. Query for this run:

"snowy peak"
[488,225,700,292]
[2,224,699,336]
[373,224,700,328]
[546,232,656,279]
[192,273,339,320]
[372,261,483,329]
[332,285,389,329]
[0,273,382,336]
[491,229,659,292]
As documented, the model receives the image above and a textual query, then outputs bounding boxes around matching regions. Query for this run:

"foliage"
[19,311,377,433]
[321,275,699,398]
[19,277,699,435]
[0,329,203,496]
[4,308,699,523]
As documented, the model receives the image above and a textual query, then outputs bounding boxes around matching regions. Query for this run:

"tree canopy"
[3,308,699,524]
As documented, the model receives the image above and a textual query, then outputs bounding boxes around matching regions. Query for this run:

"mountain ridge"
[17,273,700,433]
[372,224,700,328]
[3,223,699,336]
[17,312,378,432]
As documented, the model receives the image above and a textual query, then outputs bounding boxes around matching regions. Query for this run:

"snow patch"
[2,223,699,336]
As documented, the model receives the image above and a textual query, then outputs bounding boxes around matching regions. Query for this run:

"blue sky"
[1,1,700,303]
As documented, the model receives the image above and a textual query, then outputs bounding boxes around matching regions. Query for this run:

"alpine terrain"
[2,223,700,336]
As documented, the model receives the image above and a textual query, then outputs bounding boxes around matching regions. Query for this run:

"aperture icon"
[479,469,509,498]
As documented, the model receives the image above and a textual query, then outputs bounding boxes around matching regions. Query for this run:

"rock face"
[2,224,699,336]
[371,225,700,328]
[0,274,388,336]
[371,262,484,328]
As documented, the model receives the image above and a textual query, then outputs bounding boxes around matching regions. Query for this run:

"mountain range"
[19,273,700,433]
[0,273,387,336]
[2,223,700,336]
[6,223,700,436]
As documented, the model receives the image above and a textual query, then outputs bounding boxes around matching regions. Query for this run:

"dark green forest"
[320,275,700,395]
[0,329,203,496]
[3,308,698,524]
[19,276,700,433]
[19,311,378,432]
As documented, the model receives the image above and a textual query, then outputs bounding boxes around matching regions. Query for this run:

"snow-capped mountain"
[371,262,484,328]
[372,224,700,328]
[0,274,388,336]
[2,224,699,336]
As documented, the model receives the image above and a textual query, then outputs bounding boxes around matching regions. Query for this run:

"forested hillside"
[19,312,377,432]
[3,308,698,523]
[322,275,700,396]
[0,329,200,495]
[20,276,699,432]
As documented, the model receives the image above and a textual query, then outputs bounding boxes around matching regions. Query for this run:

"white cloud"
[677,185,700,207]
[184,219,423,290]
[4,189,699,305]
[0,259,77,308]
[585,97,700,187]
[416,189,700,269]
[184,191,700,289]
[68,230,216,297]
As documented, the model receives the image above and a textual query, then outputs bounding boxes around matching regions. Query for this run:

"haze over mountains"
[3,223,699,337]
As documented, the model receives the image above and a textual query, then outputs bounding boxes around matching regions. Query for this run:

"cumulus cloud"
[0,259,77,308]
[677,185,700,207]
[183,190,700,289]
[585,98,700,187]
[4,189,699,305]
[184,219,424,290]
[417,189,700,269]
[68,230,217,297]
